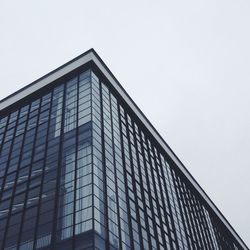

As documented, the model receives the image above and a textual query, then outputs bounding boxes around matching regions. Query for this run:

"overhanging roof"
[0,48,248,249]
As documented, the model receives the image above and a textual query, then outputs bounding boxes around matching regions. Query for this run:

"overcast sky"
[0,0,250,246]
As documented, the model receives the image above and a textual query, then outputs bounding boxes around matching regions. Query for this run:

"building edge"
[0,49,248,250]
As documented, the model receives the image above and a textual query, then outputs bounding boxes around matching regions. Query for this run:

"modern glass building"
[0,49,248,250]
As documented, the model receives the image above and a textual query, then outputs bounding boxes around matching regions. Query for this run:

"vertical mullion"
[124,114,144,249]
[158,155,180,249]
[186,187,205,249]
[188,189,208,249]
[32,94,53,249]
[72,73,80,249]
[102,83,120,248]
[179,180,200,248]
[0,116,8,154]
[131,124,153,250]
[190,192,210,249]
[16,102,41,249]
[1,111,23,249]
[196,200,214,248]
[203,206,220,249]
[0,115,11,202]
[163,158,183,250]
[175,175,197,249]
[192,193,212,249]
[153,149,180,250]
[0,115,10,249]
[169,168,193,249]
[139,133,162,250]
[51,82,66,249]
[210,215,225,249]
[109,92,122,249]
[0,114,15,203]
[90,71,95,248]
[145,142,167,249]
[99,82,110,249]
[180,181,201,248]
[117,105,134,250]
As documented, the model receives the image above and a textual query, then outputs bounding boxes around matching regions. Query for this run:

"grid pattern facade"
[0,63,245,250]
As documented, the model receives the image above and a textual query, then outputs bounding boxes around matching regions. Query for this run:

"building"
[0,49,248,250]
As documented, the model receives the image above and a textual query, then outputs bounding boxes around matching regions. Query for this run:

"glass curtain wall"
[0,69,94,250]
[0,66,244,250]
[90,73,243,250]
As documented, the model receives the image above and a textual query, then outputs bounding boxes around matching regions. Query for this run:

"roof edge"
[0,48,95,110]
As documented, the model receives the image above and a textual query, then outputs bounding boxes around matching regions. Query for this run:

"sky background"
[0,0,250,246]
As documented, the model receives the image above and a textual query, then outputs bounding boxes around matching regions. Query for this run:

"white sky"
[0,0,250,246]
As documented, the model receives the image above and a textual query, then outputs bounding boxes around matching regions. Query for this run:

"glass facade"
[0,53,247,250]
